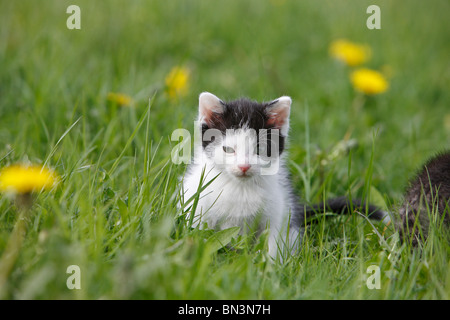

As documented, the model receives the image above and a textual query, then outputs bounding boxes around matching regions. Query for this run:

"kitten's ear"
[199,92,225,124]
[266,96,291,136]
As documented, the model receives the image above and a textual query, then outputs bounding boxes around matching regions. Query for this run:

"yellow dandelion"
[107,92,133,107]
[329,39,371,67]
[0,164,58,194]
[0,164,59,291]
[165,66,190,99]
[350,68,389,95]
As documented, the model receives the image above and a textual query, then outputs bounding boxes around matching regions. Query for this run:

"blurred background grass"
[0,0,449,299]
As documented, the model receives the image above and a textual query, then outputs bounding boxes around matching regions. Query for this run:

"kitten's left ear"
[266,96,291,136]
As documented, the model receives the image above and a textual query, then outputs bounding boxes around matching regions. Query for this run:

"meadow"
[0,0,449,300]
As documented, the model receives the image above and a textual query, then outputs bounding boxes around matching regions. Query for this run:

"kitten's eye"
[223,146,235,154]
[256,143,267,155]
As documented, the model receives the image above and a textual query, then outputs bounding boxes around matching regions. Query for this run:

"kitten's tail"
[302,196,390,224]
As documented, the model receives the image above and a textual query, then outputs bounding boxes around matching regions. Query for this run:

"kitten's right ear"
[266,96,291,136]
[199,92,225,124]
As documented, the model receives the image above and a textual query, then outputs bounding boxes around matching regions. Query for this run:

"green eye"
[223,146,235,153]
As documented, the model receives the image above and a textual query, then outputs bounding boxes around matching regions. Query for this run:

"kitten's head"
[197,92,291,178]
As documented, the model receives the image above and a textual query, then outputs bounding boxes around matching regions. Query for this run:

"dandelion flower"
[329,39,371,67]
[165,66,190,99]
[0,164,59,288]
[350,68,389,95]
[107,92,134,107]
[0,165,58,194]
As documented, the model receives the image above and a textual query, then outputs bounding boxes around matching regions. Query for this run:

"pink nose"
[238,164,251,173]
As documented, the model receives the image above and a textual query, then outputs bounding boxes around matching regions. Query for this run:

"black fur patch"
[201,98,285,155]
[398,150,450,245]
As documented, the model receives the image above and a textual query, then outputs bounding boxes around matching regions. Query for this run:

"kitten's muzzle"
[238,164,251,174]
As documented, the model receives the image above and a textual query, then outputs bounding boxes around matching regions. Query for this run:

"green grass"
[0,0,449,299]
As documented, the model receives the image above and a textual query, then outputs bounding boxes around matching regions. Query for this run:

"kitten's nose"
[238,164,251,173]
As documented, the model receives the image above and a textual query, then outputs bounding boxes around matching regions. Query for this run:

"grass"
[0,0,449,299]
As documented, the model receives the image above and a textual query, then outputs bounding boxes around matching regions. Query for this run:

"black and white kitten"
[397,151,450,246]
[180,92,386,259]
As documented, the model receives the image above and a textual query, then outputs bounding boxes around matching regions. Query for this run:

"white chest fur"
[181,163,298,259]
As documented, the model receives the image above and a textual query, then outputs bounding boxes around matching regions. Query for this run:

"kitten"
[180,92,386,259]
[397,151,450,246]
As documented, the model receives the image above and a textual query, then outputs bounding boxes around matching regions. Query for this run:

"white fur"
[181,160,299,259]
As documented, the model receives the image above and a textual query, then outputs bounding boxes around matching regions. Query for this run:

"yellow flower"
[350,68,389,95]
[329,39,371,67]
[107,92,133,107]
[0,165,58,194]
[165,66,190,99]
